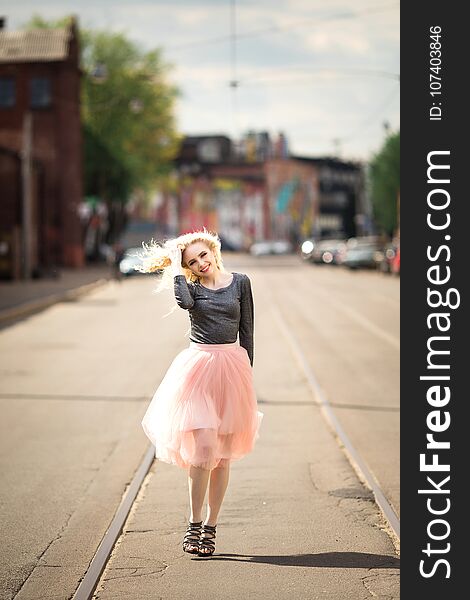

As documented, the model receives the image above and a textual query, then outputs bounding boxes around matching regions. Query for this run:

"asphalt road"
[0,253,399,599]
[252,255,400,518]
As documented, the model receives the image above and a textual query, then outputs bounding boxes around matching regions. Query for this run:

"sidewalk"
[0,253,255,324]
[0,265,112,324]
[91,280,400,600]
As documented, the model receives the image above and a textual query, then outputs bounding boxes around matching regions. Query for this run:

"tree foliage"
[24,15,180,203]
[25,15,72,28]
[81,30,180,201]
[369,131,400,236]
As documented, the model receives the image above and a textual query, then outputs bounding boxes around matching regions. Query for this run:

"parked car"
[341,238,381,269]
[249,240,293,256]
[218,235,239,252]
[119,247,159,276]
[249,241,273,256]
[300,238,315,261]
[272,240,293,254]
[310,238,347,265]
[375,242,398,274]
[391,245,400,275]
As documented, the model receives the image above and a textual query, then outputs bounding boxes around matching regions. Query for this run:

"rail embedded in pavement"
[272,304,400,545]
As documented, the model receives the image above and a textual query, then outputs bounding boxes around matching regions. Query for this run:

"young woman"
[137,229,263,557]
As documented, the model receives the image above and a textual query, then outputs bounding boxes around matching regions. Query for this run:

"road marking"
[272,304,400,544]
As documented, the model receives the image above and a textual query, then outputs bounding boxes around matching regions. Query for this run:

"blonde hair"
[135,228,227,292]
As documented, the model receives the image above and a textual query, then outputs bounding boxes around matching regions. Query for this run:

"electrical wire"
[238,66,400,86]
[166,1,399,52]
[340,84,399,144]
[290,83,399,155]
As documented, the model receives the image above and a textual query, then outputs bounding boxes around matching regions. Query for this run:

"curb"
[0,278,110,325]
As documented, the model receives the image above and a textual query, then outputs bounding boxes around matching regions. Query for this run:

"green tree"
[24,15,180,225]
[25,15,72,28]
[369,131,400,236]
[81,29,180,200]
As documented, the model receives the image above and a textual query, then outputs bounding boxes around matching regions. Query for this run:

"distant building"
[175,135,233,169]
[292,156,365,240]
[0,16,83,279]
[171,135,269,249]
[264,157,319,245]
[151,134,365,250]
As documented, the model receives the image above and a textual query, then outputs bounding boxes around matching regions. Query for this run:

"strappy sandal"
[198,524,217,557]
[182,521,202,554]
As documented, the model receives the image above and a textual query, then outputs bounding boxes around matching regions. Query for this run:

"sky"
[3,0,400,162]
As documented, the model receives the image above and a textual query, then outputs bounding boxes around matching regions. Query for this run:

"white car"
[118,247,148,276]
[249,240,293,256]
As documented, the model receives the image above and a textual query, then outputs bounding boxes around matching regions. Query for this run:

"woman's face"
[183,241,217,277]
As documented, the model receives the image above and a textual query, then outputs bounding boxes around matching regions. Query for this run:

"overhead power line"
[340,85,400,144]
[238,66,400,86]
[166,2,399,52]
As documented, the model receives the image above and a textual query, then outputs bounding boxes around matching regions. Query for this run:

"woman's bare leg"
[196,462,230,555]
[188,465,211,523]
[184,466,210,553]
[206,461,230,526]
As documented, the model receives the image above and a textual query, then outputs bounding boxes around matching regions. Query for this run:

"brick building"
[291,156,365,240]
[0,17,84,279]
[167,135,269,249]
[148,135,364,250]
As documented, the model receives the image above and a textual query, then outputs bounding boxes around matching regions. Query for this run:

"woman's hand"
[168,244,184,276]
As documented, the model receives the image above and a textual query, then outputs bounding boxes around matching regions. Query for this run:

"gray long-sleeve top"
[173,272,254,366]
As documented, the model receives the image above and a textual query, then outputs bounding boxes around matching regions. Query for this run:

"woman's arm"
[239,274,254,366]
[174,275,195,309]
[169,244,195,310]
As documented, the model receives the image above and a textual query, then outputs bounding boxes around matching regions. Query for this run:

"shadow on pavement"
[202,552,400,569]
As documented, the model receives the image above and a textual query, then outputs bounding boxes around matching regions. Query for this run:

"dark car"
[310,239,347,265]
[375,242,399,274]
[341,238,381,269]
[118,247,160,277]
[218,235,239,252]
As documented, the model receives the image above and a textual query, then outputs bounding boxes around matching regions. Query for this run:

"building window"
[0,77,15,107]
[30,78,51,108]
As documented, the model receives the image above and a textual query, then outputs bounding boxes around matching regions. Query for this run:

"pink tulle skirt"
[141,341,263,470]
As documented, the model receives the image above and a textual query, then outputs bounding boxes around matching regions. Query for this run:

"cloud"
[7,0,399,159]
[304,29,371,55]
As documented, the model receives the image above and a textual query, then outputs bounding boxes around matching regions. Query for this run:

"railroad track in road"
[73,326,399,600]
[71,258,400,598]
[272,303,400,546]
[71,446,155,600]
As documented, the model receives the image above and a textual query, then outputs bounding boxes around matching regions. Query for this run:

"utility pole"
[332,137,342,157]
[21,111,33,279]
[229,0,239,139]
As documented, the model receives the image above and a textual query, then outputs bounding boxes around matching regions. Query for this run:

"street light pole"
[21,111,33,279]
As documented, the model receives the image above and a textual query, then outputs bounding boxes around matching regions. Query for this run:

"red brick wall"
[0,25,84,272]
